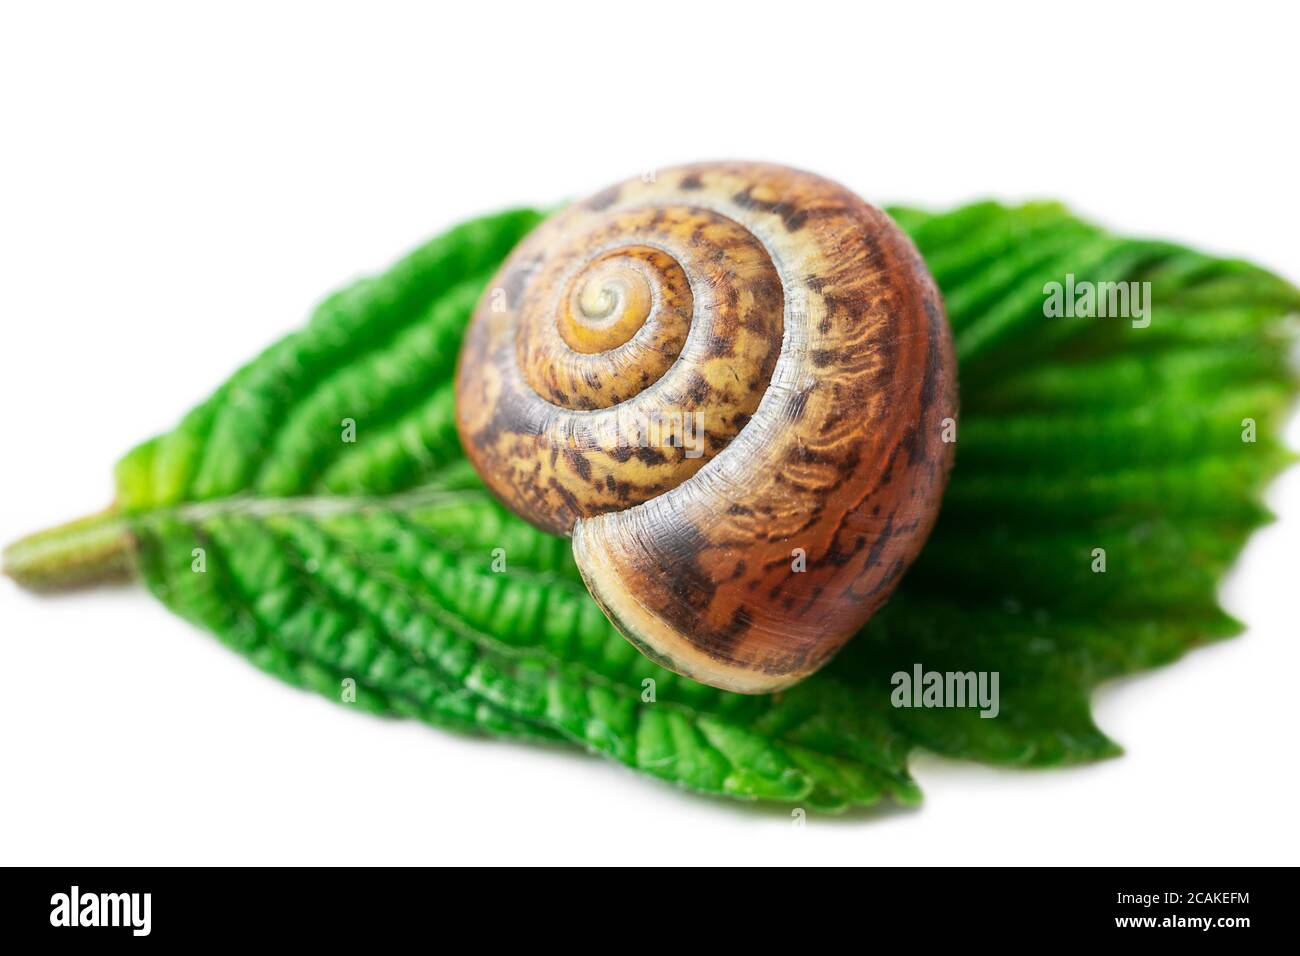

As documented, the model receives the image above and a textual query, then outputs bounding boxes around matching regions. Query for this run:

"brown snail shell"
[455,162,956,694]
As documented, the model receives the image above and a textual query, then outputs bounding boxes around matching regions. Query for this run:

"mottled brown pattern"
[456,162,956,694]
[458,199,783,531]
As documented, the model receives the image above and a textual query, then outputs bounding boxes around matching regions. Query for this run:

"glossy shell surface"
[456,162,956,693]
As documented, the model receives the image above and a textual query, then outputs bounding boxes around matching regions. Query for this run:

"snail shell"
[455,162,956,694]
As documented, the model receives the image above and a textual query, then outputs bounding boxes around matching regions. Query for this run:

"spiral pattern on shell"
[456,162,957,693]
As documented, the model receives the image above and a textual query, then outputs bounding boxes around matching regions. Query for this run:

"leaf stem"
[2,507,137,591]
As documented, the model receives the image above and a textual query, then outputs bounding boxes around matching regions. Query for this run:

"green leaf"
[7,200,1298,812]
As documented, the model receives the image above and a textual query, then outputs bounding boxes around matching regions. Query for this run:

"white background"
[2,2,1297,866]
